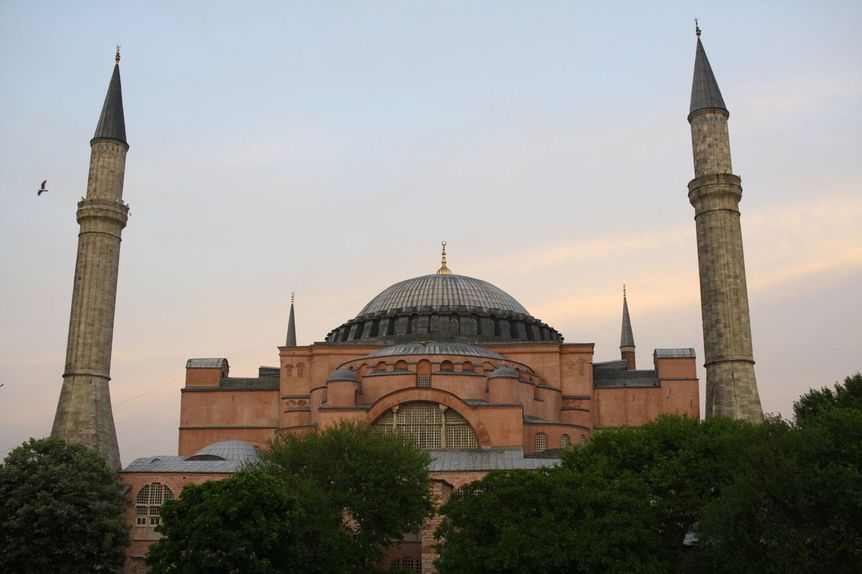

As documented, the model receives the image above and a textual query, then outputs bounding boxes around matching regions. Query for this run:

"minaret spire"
[285,292,297,346]
[620,285,636,370]
[687,31,763,422]
[52,50,131,469]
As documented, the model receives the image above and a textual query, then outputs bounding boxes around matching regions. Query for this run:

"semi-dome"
[326,269,562,345]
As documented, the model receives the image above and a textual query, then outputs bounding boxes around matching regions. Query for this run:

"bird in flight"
[37,180,48,196]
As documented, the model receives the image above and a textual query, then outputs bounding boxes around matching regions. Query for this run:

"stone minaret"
[285,293,297,346]
[620,286,636,370]
[51,50,129,469]
[687,27,763,422]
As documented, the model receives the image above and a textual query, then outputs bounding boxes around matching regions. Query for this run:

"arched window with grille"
[534,432,548,453]
[560,434,571,448]
[373,401,478,449]
[390,556,421,573]
[135,482,174,527]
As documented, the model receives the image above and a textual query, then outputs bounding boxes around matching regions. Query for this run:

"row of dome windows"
[329,313,557,343]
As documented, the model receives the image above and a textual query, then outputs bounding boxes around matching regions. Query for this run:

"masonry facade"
[113,30,771,574]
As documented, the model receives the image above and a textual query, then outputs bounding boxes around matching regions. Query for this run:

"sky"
[1,1,860,466]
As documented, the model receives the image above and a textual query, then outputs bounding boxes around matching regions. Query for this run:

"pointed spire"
[620,285,636,370]
[689,25,728,117]
[93,49,127,144]
[285,292,297,346]
[437,241,452,275]
[620,285,635,349]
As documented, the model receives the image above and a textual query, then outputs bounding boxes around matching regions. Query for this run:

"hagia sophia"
[49,27,763,573]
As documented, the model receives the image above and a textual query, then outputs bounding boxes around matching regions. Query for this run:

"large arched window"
[560,434,571,449]
[373,401,478,449]
[135,482,174,526]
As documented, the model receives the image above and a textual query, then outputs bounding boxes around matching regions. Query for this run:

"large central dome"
[325,271,562,345]
[358,274,530,316]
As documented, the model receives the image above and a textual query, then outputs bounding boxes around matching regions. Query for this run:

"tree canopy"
[146,470,352,574]
[148,421,434,573]
[794,372,862,423]
[259,421,435,568]
[0,437,129,574]
[435,377,862,574]
[435,469,665,574]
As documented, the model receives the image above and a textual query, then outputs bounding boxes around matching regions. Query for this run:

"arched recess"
[417,360,432,387]
[366,387,491,447]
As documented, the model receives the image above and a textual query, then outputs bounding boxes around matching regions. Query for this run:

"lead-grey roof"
[358,274,530,316]
[368,341,504,360]
[690,38,728,116]
[328,367,358,382]
[93,64,127,144]
[489,365,519,379]
[429,448,560,472]
[186,358,228,369]
[122,440,260,473]
[654,348,696,358]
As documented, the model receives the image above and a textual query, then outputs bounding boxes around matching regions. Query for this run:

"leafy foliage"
[794,372,862,423]
[0,437,129,573]
[435,469,665,574]
[146,470,351,574]
[148,422,433,573]
[259,421,435,568]
[696,411,862,573]
[561,415,754,570]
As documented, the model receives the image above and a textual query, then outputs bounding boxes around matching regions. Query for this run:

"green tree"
[146,470,352,574]
[696,411,862,573]
[0,437,129,573]
[561,415,754,570]
[259,421,435,570]
[435,468,665,574]
[794,372,862,423]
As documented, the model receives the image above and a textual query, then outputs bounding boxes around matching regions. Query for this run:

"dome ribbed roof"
[368,342,504,360]
[358,274,529,317]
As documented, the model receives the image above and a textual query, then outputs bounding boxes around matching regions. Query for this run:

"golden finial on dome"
[437,241,452,275]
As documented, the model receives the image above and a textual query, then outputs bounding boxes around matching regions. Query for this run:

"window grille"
[135,482,174,526]
[418,374,431,387]
[534,432,548,453]
[579,434,586,446]
[560,434,571,448]
[391,556,421,573]
[373,401,478,450]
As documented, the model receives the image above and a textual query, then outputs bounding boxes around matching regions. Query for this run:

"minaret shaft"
[688,41,763,422]
[51,62,129,470]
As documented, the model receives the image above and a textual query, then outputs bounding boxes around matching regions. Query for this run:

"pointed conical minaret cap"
[285,292,297,346]
[620,285,635,349]
[93,46,127,144]
[689,24,728,118]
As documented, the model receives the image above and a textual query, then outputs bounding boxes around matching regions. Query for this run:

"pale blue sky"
[1,1,860,464]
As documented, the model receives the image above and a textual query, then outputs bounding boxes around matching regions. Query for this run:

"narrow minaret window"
[51,50,130,469]
[687,27,763,422]
[285,292,297,346]
[620,285,636,370]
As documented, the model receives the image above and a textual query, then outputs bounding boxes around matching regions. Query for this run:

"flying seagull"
[37,180,48,196]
